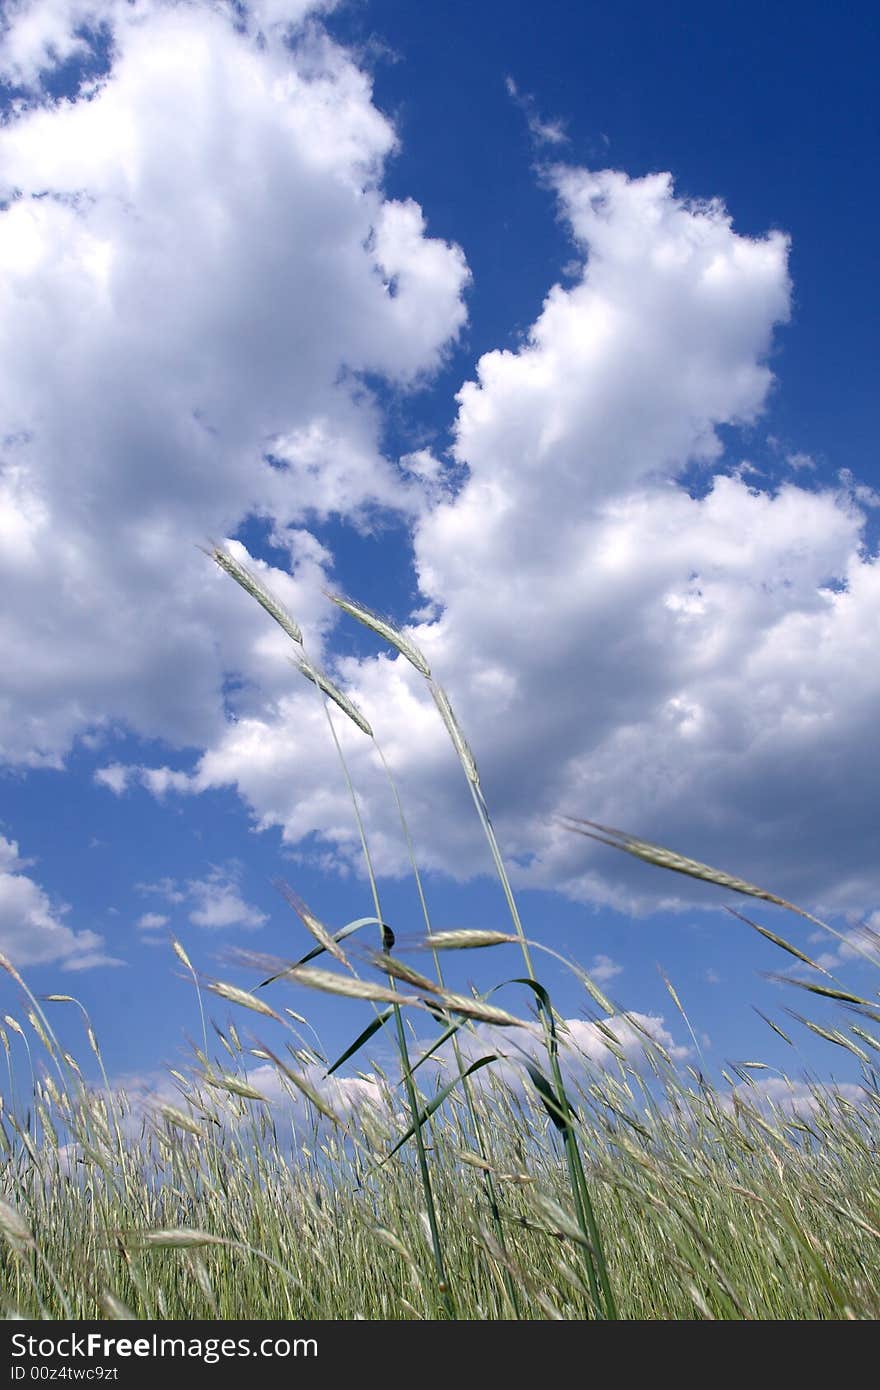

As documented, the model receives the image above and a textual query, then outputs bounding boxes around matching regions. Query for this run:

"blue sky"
[0,0,878,1102]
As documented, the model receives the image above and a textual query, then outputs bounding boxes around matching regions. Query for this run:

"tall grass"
[1,1003,879,1319]
[1,555,878,1320]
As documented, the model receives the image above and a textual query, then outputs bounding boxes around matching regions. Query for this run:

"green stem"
[320,705,455,1319]
[375,743,521,1316]
[461,772,617,1318]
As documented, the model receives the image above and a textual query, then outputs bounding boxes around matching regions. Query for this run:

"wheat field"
[1,549,878,1320]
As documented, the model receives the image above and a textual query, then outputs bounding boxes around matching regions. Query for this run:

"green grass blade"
[382,1056,498,1162]
[326,1008,395,1077]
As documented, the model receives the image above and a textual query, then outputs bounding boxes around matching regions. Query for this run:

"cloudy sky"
[1,0,877,1090]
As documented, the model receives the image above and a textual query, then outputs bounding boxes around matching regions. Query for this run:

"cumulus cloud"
[0,0,108,88]
[79,1057,397,1159]
[0,834,120,969]
[103,1006,686,1152]
[0,0,468,768]
[407,1009,692,1110]
[0,0,336,90]
[244,1060,393,1127]
[139,864,266,931]
[187,164,880,921]
[565,1011,691,1066]
[4,2,879,929]
[447,167,789,502]
[241,1010,688,1127]
[723,1075,870,1121]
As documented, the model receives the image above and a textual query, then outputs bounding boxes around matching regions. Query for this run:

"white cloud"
[588,953,623,984]
[3,4,878,929]
[437,1010,691,1098]
[95,762,198,798]
[563,1012,692,1067]
[137,876,186,905]
[106,1007,686,1149]
[93,763,131,795]
[723,1076,869,1120]
[505,75,568,146]
[93,1056,397,1153]
[838,468,880,509]
[446,167,789,501]
[810,922,880,974]
[0,0,106,88]
[0,834,121,969]
[245,1010,686,1124]
[138,864,266,930]
[244,1060,393,1128]
[187,866,267,931]
[188,165,880,921]
[136,911,168,931]
[786,451,816,472]
[0,2,336,89]
[247,1,339,38]
[0,1,468,768]
[140,767,194,798]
